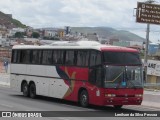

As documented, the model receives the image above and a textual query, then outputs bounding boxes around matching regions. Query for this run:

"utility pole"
[144,23,150,83]
[144,0,155,83]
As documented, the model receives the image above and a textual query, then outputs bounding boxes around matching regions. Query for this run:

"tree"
[31,32,40,38]
[14,32,24,38]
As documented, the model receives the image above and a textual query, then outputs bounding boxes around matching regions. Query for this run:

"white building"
[9,28,25,37]
[129,41,143,46]
[0,37,7,47]
[44,30,57,37]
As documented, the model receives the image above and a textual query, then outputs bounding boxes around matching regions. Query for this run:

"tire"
[29,83,36,99]
[22,82,29,97]
[79,90,89,107]
[114,105,123,109]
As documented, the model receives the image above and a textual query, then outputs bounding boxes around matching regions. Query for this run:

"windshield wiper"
[115,67,137,89]
[115,71,125,89]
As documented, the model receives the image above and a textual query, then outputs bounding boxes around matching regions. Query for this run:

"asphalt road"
[0,86,159,120]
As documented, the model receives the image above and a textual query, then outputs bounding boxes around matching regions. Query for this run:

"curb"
[144,89,160,92]
[142,101,160,109]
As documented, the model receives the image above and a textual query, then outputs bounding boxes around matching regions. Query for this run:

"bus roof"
[12,41,138,52]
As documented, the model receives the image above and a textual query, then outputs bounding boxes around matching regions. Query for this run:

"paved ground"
[0,73,10,86]
[0,86,159,120]
[0,63,10,86]
[142,90,160,108]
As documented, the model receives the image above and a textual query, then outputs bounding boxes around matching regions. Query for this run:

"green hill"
[71,27,145,42]
[0,11,26,28]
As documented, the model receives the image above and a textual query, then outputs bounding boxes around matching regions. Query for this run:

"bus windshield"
[104,65,143,88]
[103,52,141,65]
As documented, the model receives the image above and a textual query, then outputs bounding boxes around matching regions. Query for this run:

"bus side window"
[12,50,17,63]
[77,51,89,67]
[20,50,25,63]
[96,52,101,65]
[53,50,64,65]
[17,50,21,63]
[25,50,30,64]
[31,50,41,64]
[90,51,96,66]
[42,50,52,65]
[89,51,101,67]
[52,50,56,64]
[77,51,83,66]
[31,50,36,64]
[85,51,89,66]
[65,50,75,65]
[19,50,30,64]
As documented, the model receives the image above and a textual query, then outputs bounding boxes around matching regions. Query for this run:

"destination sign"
[136,2,160,24]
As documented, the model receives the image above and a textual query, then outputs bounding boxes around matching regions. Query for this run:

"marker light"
[135,94,143,97]
[105,94,116,97]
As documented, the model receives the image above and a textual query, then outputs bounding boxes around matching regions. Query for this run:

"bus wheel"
[79,90,89,107]
[22,82,29,97]
[114,105,123,109]
[29,83,36,99]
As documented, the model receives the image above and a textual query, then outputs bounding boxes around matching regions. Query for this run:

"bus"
[10,41,143,108]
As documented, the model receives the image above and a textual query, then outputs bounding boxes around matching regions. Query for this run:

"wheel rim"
[82,94,87,105]
[80,91,88,107]
[30,85,35,97]
[23,86,27,93]
[29,83,36,98]
[23,84,28,95]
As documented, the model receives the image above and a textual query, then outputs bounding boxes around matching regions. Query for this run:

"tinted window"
[77,51,89,66]
[12,50,17,63]
[17,50,21,63]
[103,52,141,65]
[31,50,42,64]
[53,50,64,64]
[90,51,101,66]
[65,50,76,65]
[20,50,30,64]
[42,50,52,65]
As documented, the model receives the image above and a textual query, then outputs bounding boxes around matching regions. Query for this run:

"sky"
[1,0,160,42]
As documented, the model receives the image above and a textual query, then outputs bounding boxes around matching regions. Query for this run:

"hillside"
[71,27,145,42]
[0,11,26,28]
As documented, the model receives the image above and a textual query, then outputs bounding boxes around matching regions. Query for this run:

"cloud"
[0,0,144,27]
[0,0,160,42]
[0,0,141,27]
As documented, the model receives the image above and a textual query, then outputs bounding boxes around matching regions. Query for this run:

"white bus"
[10,41,143,108]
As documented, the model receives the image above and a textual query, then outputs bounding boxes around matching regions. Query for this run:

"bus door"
[89,51,102,102]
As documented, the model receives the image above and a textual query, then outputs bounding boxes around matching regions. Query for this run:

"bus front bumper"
[104,97,143,105]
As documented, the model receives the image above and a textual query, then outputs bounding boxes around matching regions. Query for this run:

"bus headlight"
[135,94,143,97]
[105,94,116,97]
